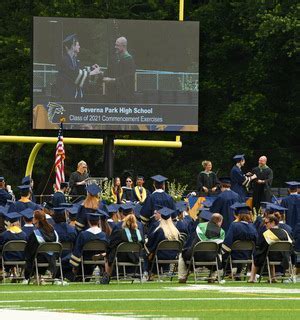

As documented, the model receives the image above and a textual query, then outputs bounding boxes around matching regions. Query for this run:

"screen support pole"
[103,134,115,178]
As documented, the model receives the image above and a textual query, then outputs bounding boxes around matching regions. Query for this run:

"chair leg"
[216,259,220,283]
[59,259,64,285]
[193,258,197,283]
[116,258,119,284]
[81,261,85,283]
[223,256,229,280]
[139,260,143,283]
[266,258,272,283]
[156,257,160,282]
[229,257,234,280]
[35,258,39,285]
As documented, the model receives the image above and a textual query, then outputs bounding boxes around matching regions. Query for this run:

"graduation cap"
[201,200,213,208]
[158,207,174,220]
[151,175,168,183]
[22,175,31,185]
[60,182,69,189]
[20,208,34,220]
[199,209,212,221]
[63,34,78,46]
[53,207,66,215]
[230,203,251,214]
[176,201,188,213]
[105,204,119,214]
[87,212,101,221]
[0,205,8,216]
[18,184,30,191]
[267,204,287,213]
[65,205,78,217]
[86,183,101,196]
[260,201,273,208]
[60,203,73,208]
[285,181,300,190]
[97,208,110,219]
[233,154,245,162]
[119,202,135,215]
[3,211,21,223]
[0,176,5,182]
[219,177,231,185]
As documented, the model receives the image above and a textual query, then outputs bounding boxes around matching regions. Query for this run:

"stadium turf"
[0,281,300,319]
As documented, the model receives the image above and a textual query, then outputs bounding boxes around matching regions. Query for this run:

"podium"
[85,177,107,187]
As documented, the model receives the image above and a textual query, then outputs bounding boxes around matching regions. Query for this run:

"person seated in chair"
[101,212,144,284]
[222,204,258,280]
[248,214,292,283]
[70,212,108,281]
[178,212,225,283]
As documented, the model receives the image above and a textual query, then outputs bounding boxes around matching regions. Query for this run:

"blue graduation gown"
[75,204,104,232]
[210,189,241,232]
[230,165,249,202]
[0,227,27,261]
[12,201,40,213]
[147,225,179,260]
[279,222,293,236]
[0,189,12,206]
[222,221,258,260]
[54,222,77,262]
[70,227,108,268]
[52,191,67,207]
[293,223,300,252]
[22,224,35,240]
[281,194,300,229]
[140,190,176,225]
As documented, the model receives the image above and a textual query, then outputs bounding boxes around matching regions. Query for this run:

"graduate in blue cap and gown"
[20,208,35,240]
[21,175,36,203]
[267,204,293,236]
[146,207,180,272]
[0,176,13,207]
[12,185,40,213]
[222,204,258,279]
[230,155,256,202]
[140,175,176,227]
[0,212,27,266]
[281,181,300,230]
[210,178,241,232]
[75,183,103,232]
[111,202,144,237]
[173,201,190,241]
[70,212,108,280]
[105,204,121,229]
[52,182,69,207]
[102,209,144,284]
[178,211,225,283]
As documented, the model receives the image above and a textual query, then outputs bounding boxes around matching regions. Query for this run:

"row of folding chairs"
[1,239,296,284]
[1,240,63,285]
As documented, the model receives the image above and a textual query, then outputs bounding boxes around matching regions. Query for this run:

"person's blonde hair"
[202,160,211,169]
[83,193,100,210]
[159,218,180,240]
[77,160,87,168]
[122,214,138,230]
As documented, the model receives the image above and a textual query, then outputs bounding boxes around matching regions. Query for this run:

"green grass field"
[1,281,300,319]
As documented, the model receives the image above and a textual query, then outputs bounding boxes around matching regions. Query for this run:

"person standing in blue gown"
[230,155,256,202]
[140,175,176,227]
[20,208,35,240]
[210,177,241,232]
[281,181,300,230]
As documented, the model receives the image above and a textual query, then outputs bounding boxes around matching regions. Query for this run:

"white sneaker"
[22,279,29,284]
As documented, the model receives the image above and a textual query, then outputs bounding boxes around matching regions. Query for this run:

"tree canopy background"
[0,0,298,195]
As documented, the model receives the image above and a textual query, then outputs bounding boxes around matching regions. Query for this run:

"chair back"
[116,242,142,254]
[2,240,27,254]
[156,240,182,253]
[192,241,218,253]
[82,240,107,252]
[61,241,73,251]
[231,240,255,252]
[35,242,62,255]
[268,241,293,253]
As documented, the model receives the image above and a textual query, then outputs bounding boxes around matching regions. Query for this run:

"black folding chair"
[81,240,107,282]
[34,242,63,285]
[259,241,294,283]
[150,240,182,281]
[223,240,255,280]
[1,240,27,283]
[186,241,221,283]
[113,242,143,284]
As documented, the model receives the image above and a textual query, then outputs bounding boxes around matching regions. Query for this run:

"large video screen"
[32,17,199,132]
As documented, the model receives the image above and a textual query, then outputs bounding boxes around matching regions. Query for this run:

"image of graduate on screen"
[32,17,199,132]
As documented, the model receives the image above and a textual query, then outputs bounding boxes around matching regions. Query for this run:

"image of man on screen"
[56,34,103,101]
[105,37,136,103]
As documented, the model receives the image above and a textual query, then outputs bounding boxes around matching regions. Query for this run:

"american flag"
[55,122,65,191]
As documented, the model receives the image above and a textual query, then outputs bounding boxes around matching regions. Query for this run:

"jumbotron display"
[32,17,199,132]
